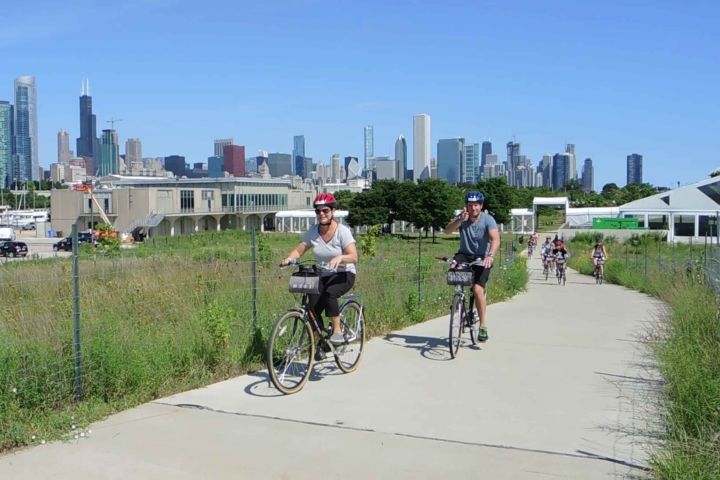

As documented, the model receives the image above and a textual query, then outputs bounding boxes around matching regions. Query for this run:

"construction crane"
[73,183,116,237]
[106,118,123,129]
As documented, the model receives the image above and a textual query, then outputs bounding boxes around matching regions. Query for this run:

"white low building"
[618,176,720,243]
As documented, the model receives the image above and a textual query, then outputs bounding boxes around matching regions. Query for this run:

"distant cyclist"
[552,239,570,276]
[445,191,500,342]
[591,241,608,271]
[541,236,554,266]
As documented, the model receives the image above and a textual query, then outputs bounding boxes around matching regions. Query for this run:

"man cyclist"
[445,191,500,342]
[591,241,608,276]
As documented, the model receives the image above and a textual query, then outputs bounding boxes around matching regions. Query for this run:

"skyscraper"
[164,155,186,177]
[76,79,98,162]
[97,129,120,176]
[506,141,520,186]
[331,154,340,182]
[394,135,407,181]
[214,139,233,157]
[13,76,38,182]
[207,156,223,178]
[437,138,465,185]
[0,101,11,188]
[463,143,479,183]
[268,153,292,177]
[57,129,72,164]
[552,153,570,191]
[481,141,492,167]
[363,126,374,174]
[223,145,246,177]
[565,144,577,180]
[627,153,643,185]
[581,158,594,192]
[125,138,142,174]
[413,114,431,181]
[344,156,361,180]
[293,135,306,178]
[540,154,553,188]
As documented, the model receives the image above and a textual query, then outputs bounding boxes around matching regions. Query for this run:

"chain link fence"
[0,228,521,449]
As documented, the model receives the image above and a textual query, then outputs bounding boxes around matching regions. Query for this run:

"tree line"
[337,177,662,232]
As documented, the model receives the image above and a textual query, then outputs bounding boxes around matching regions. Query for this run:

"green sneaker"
[477,326,489,342]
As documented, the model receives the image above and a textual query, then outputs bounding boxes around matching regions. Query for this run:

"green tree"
[413,179,459,242]
[333,190,355,211]
[346,188,388,228]
[476,177,514,224]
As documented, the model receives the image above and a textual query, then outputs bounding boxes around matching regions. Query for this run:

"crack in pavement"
[155,401,650,472]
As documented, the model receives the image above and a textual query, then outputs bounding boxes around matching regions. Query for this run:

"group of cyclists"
[280,190,607,358]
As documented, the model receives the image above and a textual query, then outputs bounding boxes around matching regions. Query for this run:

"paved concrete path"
[0,255,664,479]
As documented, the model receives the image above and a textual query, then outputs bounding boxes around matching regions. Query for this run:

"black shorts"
[453,253,492,289]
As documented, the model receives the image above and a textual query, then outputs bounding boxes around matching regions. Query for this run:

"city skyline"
[2,1,718,189]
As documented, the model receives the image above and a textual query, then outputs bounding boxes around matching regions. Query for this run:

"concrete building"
[581,158,594,192]
[363,126,374,175]
[50,176,317,238]
[223,144,246,177]
[58,129,73,165]
[395,135,407,182]
[214,139,233,157]
[375,157,396,180]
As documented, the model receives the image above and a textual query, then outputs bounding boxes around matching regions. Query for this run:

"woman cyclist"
[281,193,358,345]
[591,241,608,276]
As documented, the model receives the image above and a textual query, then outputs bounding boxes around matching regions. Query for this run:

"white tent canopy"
[275,210,349,232]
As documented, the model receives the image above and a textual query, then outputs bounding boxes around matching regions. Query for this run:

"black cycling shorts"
[453,253,492,289]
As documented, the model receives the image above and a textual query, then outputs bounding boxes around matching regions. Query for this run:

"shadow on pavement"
[383,333,480,361]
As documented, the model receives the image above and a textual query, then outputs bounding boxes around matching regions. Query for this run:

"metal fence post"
[251,227,258,328]
[644,241,648,276]
[417,230,422,304]
[71,224,83,401]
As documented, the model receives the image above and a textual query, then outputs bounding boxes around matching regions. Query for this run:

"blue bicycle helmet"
[465,191,485,203]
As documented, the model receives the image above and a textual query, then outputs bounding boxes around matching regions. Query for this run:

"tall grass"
[568,234,720,479]
[0,231,527,451]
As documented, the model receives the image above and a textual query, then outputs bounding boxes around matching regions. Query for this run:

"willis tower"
[76,79,98,173]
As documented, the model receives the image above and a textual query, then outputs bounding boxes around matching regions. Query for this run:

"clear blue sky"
[2,0,719,189]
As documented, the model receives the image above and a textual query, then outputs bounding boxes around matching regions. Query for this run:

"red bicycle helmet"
[313,193,337,208]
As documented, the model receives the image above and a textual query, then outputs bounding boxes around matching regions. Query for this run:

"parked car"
[21,222,36,231]
[0,241,28,257]
[53,232,94,252]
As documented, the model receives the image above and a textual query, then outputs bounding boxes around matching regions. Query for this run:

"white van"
[0,227,15,242]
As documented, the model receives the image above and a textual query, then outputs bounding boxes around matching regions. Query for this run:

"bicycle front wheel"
[266,311,314,395]
[448,294,463,358]
[335,301,365,373]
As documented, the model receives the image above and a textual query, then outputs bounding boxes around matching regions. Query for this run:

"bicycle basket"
[289,271,320,294]
[447,269,473,286]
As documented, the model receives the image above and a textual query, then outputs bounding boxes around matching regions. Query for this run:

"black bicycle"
[266,260,365,395]
[439,257,484,358]
[555,255,567,286]
[593,257,605,285]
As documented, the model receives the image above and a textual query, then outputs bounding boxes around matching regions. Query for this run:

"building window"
[698,181,720,205]
[699,215,719,237]
[648,215,668,230]
[180,190,194,212]
[201,190,213,200]
[673,215,695,237]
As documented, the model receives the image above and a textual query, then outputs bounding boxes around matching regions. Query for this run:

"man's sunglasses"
[315,208,332,214]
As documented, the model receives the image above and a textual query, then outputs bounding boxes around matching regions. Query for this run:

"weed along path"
[0,255,662,479]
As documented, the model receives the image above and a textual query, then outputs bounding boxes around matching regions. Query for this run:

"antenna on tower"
[106,118,123,129]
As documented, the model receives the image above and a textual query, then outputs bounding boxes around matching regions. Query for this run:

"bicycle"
[266,260,365,395]
[438,256,485,358]
[542,255,554,281]
[555,255,567,286]
[593,257,605,284]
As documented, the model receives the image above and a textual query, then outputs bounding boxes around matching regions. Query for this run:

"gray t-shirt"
[458,213,498,258]
[302,223,357,275]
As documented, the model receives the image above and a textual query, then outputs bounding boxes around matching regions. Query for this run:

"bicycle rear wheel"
[335,301,365,373]
[266,311,314,395]
[448,294,463,358]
